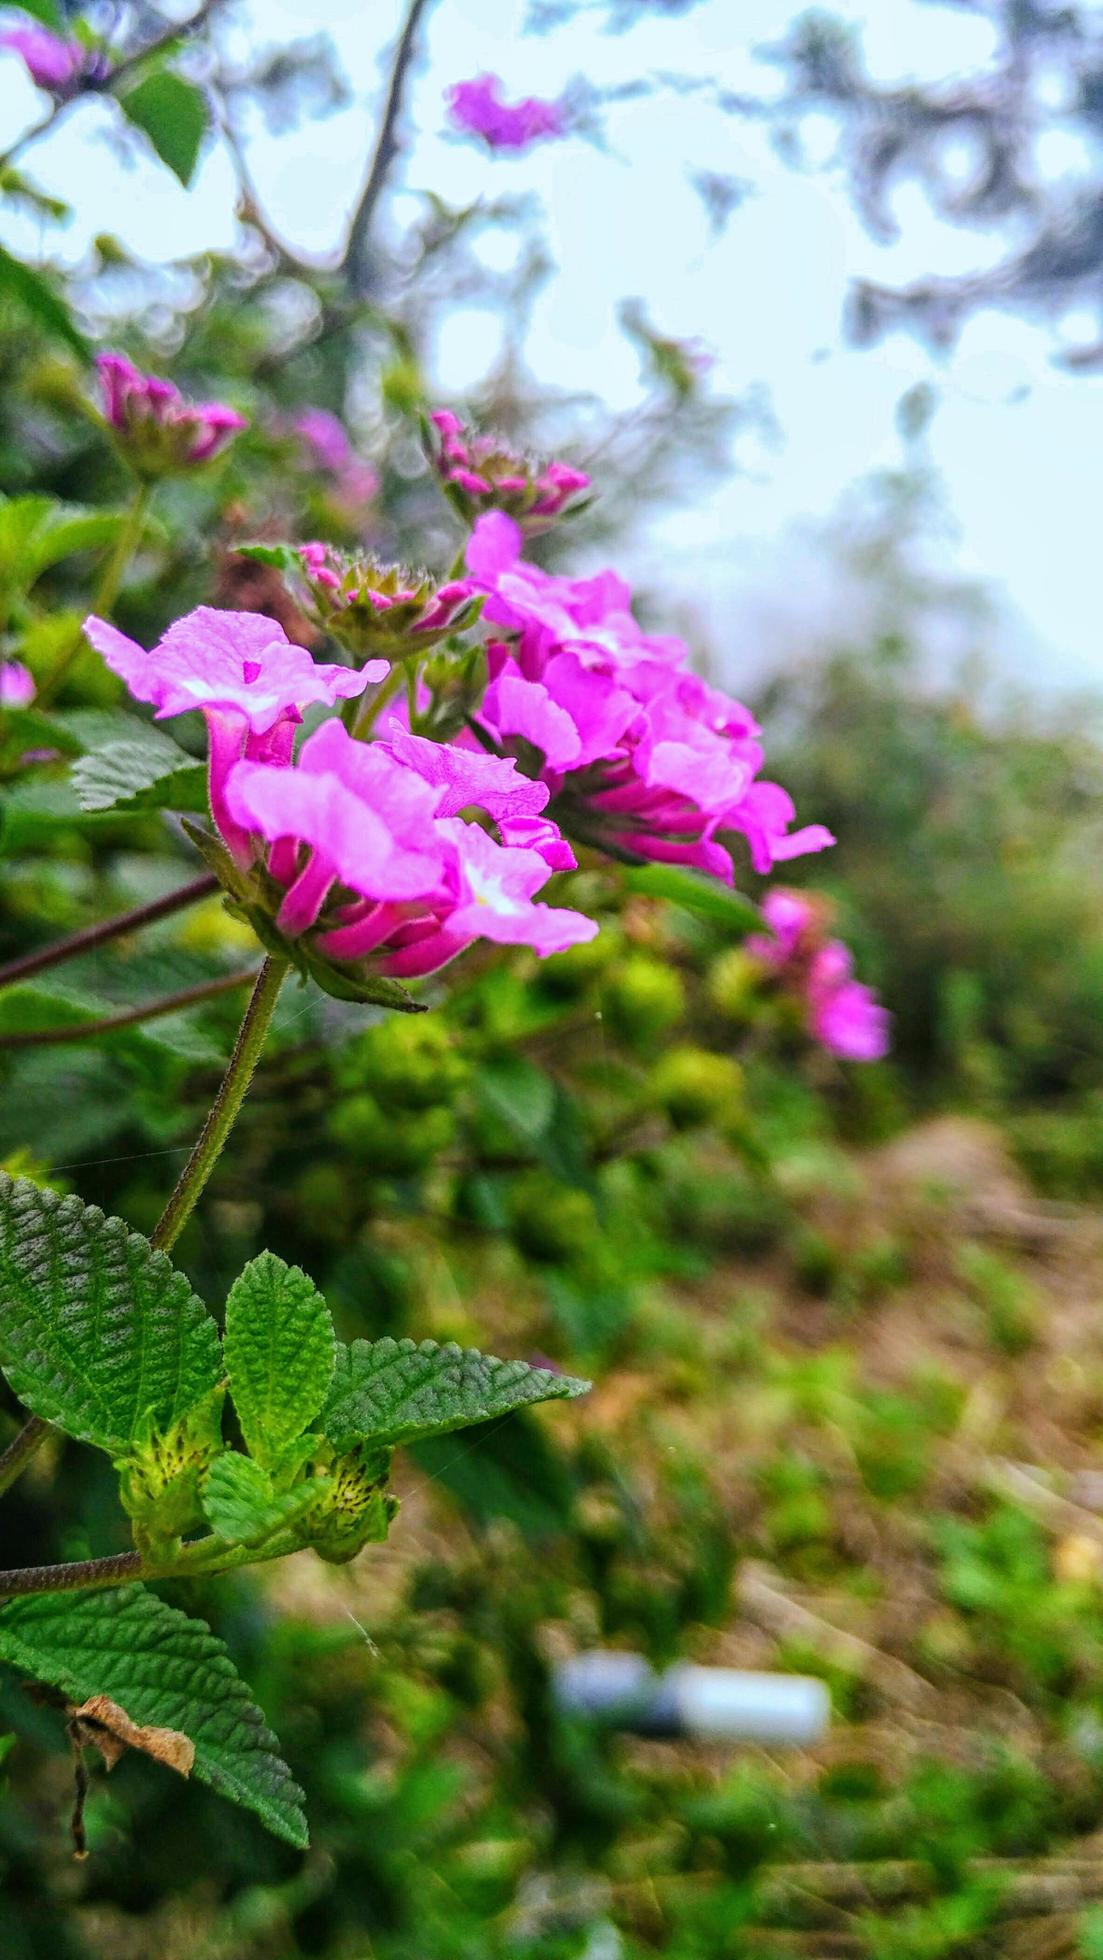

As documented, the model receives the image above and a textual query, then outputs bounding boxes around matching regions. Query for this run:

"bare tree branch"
[343,0,431,297]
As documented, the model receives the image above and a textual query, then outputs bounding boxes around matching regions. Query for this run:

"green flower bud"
[310,1446,398,1564]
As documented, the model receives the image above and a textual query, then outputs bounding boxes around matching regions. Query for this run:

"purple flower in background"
[446,74,566,153]
[292,409,379,508]
[749,890,890,1062]
[0,661,35,709]
[97,352,247,475]
[0,17,87,93]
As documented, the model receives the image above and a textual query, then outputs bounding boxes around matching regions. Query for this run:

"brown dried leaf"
[66,1695,194,1777]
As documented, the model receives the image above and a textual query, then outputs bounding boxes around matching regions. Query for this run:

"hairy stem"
[0,1528,304,1601]
[0,966,256,1051]
[0,1417,50,1499]
[0,874,218,994]
[343,0,430,296]
[151,955,289,1253]
[38,483,151,707]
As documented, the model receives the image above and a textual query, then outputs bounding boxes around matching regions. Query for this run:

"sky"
[1,0,1101,698]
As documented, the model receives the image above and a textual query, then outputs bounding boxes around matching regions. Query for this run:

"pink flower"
[0,18,88,92]
[221,717,595,981]
[465,514,833,882]
[0,660,35,709]
[429,410,589,531]
[83,606,374,862]
[446,74,566,153]
[97,352,246,475]
[749,891,889,1062]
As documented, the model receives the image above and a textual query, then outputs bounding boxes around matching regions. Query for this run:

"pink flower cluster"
[748,891,889,1062]
[430,410,590,530]
[446,73,566,153]
[0,17,99,93]
[463,514,834,883]
[98,353,246,474]
[82,606,595,983]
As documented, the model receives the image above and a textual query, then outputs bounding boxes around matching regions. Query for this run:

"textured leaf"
[622,861,761,930]
[0,245,90,361]
[119,72,209,187]
[72,733,206,814]
[201,1451,325,1547]
[236,541,302,575]
[322,1337,590,1455]
[0,1587,307,1846]
[224,1253,335,1470]
[0,1174,221,1454]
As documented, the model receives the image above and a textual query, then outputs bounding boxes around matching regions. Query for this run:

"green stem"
[352,662,405,739]
[151,955,289,1253]
[0,966,256,1051]
[0,1416,50,1499]
[0,1526,305,1601]
[37,482,151,708]
[0,873,218,995]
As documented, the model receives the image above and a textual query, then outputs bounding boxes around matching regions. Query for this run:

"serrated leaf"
[0,245,90,361]
[622,861,761,930]
[0,1173,221,1454]
[224,1253,334,1471]
[201,1451,325,1547]
[72,734,207,814]
[0,1586,307,1846]
[322,1337,590,1455]
[119,71,209,187]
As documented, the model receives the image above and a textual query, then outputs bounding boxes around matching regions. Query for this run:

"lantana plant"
[0,379,885,1853]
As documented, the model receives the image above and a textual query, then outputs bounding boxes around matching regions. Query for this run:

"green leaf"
[0,1586,307,1847]
[474,1057,556,1147]
[0,496,122,597]
[0,1173,221,1455]
[0,777,137,851]
[0,245,90,361]
[11,0,63,26]
[322,1337,589,1455]
[236,542,303,575]
[224,1253,335,1471]
[119,72,209,187]
[200,1451,326,1548]
[71,733,207,814]
[622,861,761,931]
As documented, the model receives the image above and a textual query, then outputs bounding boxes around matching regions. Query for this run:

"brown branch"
[0,966,256,1050]
[0,874,218,994]
[343,0,431,296]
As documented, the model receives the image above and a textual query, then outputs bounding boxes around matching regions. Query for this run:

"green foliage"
[70,732,207,814]
[0,1173,221,1455]
[223,1252,335,1474]
[0,1587,308,1846]
[118,73,210,188]
[321,1337,590,1454]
